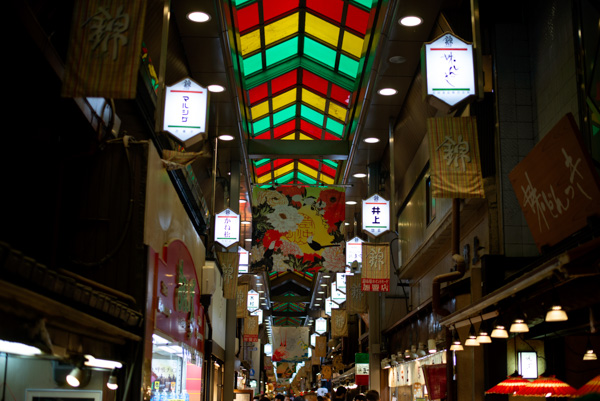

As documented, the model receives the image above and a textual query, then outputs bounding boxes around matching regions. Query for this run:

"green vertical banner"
[355,353,369,386]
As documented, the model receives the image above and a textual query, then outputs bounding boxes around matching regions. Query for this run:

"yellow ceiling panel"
[240,29,261,56]
[342,31,364,58]
[257,172,272,184]
[297,163,318,179]
[302,88,326,112]
[321,174,335,185]
[251,101,270,120]
[305,13,339,48]
[265,13,299,46]
[328,102,347,122]
[281,133,296,140]
[298,133,314,140]
[275,162,294,178]
[272,88,297,111]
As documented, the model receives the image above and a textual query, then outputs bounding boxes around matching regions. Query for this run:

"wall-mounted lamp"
[427,338,437,354]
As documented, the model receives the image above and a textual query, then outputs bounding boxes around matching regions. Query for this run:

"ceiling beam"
[248,140,349,160]
[270,295,311,303]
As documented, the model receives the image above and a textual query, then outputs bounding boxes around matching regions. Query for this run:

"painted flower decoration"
[267,204,304,232]
[318,189,345,233]
[256,190,288,207]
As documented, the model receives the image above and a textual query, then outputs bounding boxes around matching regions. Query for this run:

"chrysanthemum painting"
[251,186,345,273]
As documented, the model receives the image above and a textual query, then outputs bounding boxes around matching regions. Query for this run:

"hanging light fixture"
[584,337,597,361]
[485,371,530,395]
[491,324,509,338]
[514,374,576,397]
[545,305,568,322]
[450,326,464,351]
[476,313,492,343]
[465,319,480,346]
[427,338,437,354]
[510,319,529,333]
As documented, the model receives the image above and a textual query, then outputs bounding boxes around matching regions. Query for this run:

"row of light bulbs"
[450,306,597,361]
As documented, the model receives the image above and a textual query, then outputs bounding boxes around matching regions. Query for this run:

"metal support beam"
[248,139,349,160]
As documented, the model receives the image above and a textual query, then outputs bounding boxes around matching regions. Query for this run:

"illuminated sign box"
[163,78,208,147]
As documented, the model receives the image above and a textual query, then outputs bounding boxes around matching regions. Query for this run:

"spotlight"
[107,369,119,390]
[545,305,568,322]
[66,367,84,387]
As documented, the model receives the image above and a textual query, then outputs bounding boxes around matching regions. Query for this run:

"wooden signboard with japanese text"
[509,113,600,250]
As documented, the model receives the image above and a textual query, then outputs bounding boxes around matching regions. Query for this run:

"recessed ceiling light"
[346,200,357,205]
[378,88,398,96]
[389,55,407,64]
[314,304,320,306]
[318,291,325,294]
[316,298,322,300]
[320,283,328,287]
[256,283,263,286]
[399,16,422,26]
[219,134,234,141]
[258,290,264,293]
[208,84,225,93]
[353,173,367,178]
[323,274,331,278]
[364,137,380,143]
[245,238,252,242]
[187,11,211,23]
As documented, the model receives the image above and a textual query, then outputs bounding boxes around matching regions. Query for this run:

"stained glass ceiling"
[231,0,377,185]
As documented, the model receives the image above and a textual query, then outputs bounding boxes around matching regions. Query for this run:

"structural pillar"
[367,162,381,394]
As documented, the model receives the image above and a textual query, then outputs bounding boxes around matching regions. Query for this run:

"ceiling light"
[258,290,264,293]
[450,327,463,351]
[465,320,480,346]
[316,298,323,300]
[152,333,171,345]
[106,369,119,390]
[346,201,357,205]
[323,274,331,278]
[84,355,123,370]
[256,282,263,286]
[218,134,234,141]
[477,330,492,344]
[66,367,84,387]
[427,339,437,354]
[241,221,251,225]
[363,137,380,143]
[491,325,509,338]
[510,319,529,333]
[399,16,423,26]
[378,88,397,96]
[240,199,247,203]
[353,173,366,178]
[318,291,325,294]
[584,337,597,361]
[320,283,327,287]
[208,84,225,92]
[545,305,568,322]
[245,238,252,242]
[0,339,42,356]
[389,55,407,64]
[187,11,211,23]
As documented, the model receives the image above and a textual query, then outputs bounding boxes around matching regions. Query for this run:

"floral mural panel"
[272,326,310,362]
[251,186,345,273]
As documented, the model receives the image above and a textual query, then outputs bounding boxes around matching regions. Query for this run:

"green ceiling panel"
[273,105,296,125]
[338,55,360,78]
[266,37,299,67]
[303,37,337,69]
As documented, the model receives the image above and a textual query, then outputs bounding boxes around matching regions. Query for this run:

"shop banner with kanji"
[315,335,327,358]
[250,186,345,273]
[509,113,600,250]
[355,353,369,386]
[216,251,239,299]
[236,284,248,318]
[271,326,310,362]
[331,309,348,338]
[62,0,147,98]
[427,116,485,198]
[244,315,259,343]
[346,273,367,313]
[361,243,390,292]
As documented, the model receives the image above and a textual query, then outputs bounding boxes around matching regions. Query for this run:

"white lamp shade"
[450,342,464,351]
[545,306,568,322]
[465,337,480,346]
[583,350,597,361]
[510,320,529,333]
[66,367,83,387]
[477,332,492,343]
[491,326,509,338]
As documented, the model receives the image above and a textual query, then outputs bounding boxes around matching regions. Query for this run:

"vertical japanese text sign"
[509,113,600,250]
[361,243,390,292]
[214,208,240,249]
[422,32,475,109]
[362,194,390,237]
[163,78,208,147]
[62,0,147,99]
[346,236,364,268]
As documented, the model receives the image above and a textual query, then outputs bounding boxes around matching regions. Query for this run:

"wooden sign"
[236,284,249,318]
[243,315,259,343]
[346,273,367,313]
[362,243,390,292]
[331,309,348,338]
[315,335,327,358]
[217,251,239,299]
[509,113,600,250]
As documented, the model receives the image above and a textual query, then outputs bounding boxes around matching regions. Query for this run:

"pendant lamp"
[485,371,530,395]
[450,326,463,351]
[515,375,576,397]
[575,375,600,397]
